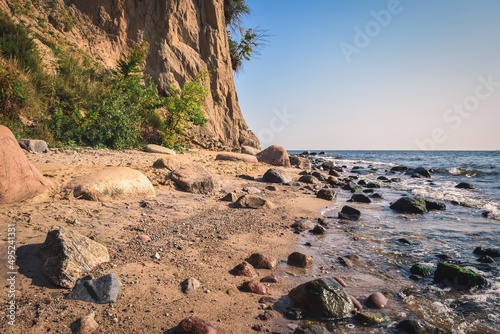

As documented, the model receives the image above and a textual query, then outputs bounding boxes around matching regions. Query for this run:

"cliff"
[0,0,259,150]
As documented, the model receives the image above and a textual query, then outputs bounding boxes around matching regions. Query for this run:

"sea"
[285,150,500,333]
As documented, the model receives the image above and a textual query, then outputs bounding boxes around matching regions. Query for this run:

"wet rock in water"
[181,277,201,294]
[366,182,381,189]
[230,261,257,277]
[397,319,443,334]
[342,182,363,193]
[354,312,390,326]
[316,189,337,201]
[70,312,99,334]
[350,193,371,203]
[40,226,109,288]
[241,279,267,295]
[365,292,388,309]
[357,179,367,186]
[473,246,500,257]
[410,264,434,277]
[391,177,402,182]
[220,192,238,202]
[424,199,446,211]
[434,262,488,290]
[398,238,412,245]
[256,145,291,167]
[298,175,320,184]
[288,252,313,268]
[377,176,389,181]
[247,253,278,269]
[338,205,361,221]
[350,295,363,310]
[455,182,475,189]
[288,278,354,319]
[311,224,327,235]
[262,167,292,184]
[169,162,217,194]
[390,196,427,214]
[412,167,431,178]
[233,195,275,209]
[477,255,494,263]
[311,171,327,181]
[293,324,330,334]
[68,167,156,201]
[66,273,121,304]
[215,152,258,163]
[291,219,315,233]
[260,274,279,283]
[363,188,374,194]
[0,125,51,204]
[391,166,408,173]
[17,139,49,153]
[176,316,224,334]
[370,192,383,199]
[145,144,176,155]
[290,155,312,169]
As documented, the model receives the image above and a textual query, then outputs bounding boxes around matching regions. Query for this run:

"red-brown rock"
[176,316,224,334]
[229,261,257,277]
[241,279,267,295]
[256,145,291,167]
[247,253,278,269]
[0,125,51,204]
[365,292,388,309]
[287,252,313,268]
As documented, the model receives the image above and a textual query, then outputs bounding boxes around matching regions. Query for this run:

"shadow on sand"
[16,243,59,289]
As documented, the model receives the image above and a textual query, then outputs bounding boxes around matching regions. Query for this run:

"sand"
[0,148,329,333]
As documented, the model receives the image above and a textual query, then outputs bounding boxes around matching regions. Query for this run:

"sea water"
[286,150,499,333]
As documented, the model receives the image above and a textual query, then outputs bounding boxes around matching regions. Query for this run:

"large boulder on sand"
[262,168,292,184]
[0,125,51,204]
[66,167,155,201]
[169,162,217,194]
[145,144,176,155]
[215,152,258,163]
[256,145,291,167]
[17,138,49,153]
[39,226,110,288]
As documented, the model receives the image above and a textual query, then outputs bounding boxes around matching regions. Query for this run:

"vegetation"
[224,0,268,73]
[0,12,208,150]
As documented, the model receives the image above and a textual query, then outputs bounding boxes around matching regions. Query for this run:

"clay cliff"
[0,0,259,150]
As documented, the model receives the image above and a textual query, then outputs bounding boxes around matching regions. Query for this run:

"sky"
[233,0,500,150]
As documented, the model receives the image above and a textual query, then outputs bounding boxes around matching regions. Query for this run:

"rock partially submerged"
[169,162,217,194]
[434,262,488,290]
[67,167,155,201]
[66,273,121,303]
[338,206,361,221]
[390,196,427,214]
[0,125,51,204]
[40,226,110,288]
[288,278,354,319]
[288,252,313,268]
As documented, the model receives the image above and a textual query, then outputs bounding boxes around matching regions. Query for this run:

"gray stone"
[241,145,260,156]
[145,144,176,155]
[350,193,371,203]
[298,175,320,184]
[169,162,217,194]
[288,278,354,319]
[316,189,336,201]
[220,192,238,202]
[215,152,258,163]
[390,196,427,214]
[17,139,49,153]
[338,205,361,221]
[66,273,121,303]
[233,195,275,209]
[262,168,292,184]
[40,226,110,288]
[181,277,201,294]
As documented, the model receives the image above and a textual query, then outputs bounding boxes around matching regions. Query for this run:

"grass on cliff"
[0,12,207,150]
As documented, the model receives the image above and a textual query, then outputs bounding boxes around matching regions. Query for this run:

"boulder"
[425,199,446,211]
[288,252,313,268]
[145,144,176,155]
[473,247,500,257]
[316,189,337,201]
[66,273,121,303]
[288,278,354,319]
[256,145,291,167]
[241,145,260,156]
[390,196,427,214]
[298,175,320,184]
[311,171,327,181]
[233,195,275,209]
[215,152,258,163]
[0,125,51,204]
[241,279,267,295]
[40,226,110,288]
[413,167,431,178]
[229,261,257,277]
[247,253,278,269]
[169,162,217,194]
[350,194,371,203]
[338,205,361,221]
[434,262,488,290]
[455,182,475,189]
[289,155,312,169]
[176,316,224,334]
[262,167,292,184]
[67,167,155,201]
[17,139,49,153]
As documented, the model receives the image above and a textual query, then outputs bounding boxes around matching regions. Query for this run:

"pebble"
[241,280,267,295]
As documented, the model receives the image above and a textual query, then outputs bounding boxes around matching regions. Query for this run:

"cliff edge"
[0,0,259,150]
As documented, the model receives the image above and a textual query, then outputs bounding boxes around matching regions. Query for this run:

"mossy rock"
[410,264,434,277]
[354,312,390,326]
[434,262,487,290]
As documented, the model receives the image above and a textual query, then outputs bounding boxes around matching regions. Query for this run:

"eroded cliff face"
[0,0,259,150]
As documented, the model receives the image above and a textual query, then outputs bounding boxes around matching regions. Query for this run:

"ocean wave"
[447,167,499,178]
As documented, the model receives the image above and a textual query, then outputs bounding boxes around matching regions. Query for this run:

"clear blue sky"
[234,0,500,150]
